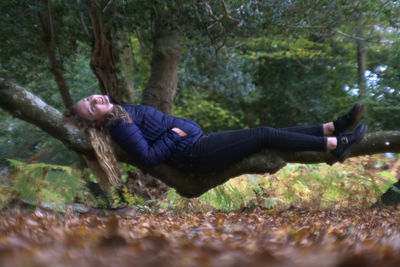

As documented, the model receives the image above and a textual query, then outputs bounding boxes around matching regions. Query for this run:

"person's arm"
[109,122,183,168]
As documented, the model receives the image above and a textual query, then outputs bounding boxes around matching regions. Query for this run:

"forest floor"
[1,155,400,267]
[1,204,400,266]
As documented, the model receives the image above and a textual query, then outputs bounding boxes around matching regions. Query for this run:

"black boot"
[331,124,368,162]
[333,103,365,136]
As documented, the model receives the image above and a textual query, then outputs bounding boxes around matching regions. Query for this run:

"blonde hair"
[64,104,131,189]
[87,127,122,187]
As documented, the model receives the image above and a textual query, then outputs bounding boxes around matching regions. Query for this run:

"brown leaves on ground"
[1,207,400,267]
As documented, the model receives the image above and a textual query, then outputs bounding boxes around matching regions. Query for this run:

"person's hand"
[171,127,187,137]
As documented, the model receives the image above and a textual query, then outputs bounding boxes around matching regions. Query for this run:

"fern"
[5,159,92,205]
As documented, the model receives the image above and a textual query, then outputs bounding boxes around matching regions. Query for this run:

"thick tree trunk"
[2,78,400,198]
[87,0,120,100]
[141,23,180,114]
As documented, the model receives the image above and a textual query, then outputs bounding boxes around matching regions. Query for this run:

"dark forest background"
[1,0,399,167]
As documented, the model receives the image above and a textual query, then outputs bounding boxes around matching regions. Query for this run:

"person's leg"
[280,124,325,136]
[184,103,366,172]
[186,127,328,172]
[280,103,365,137]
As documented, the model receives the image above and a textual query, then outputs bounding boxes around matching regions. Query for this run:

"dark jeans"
[183,124,327,172]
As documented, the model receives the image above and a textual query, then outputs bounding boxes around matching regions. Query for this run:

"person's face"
[75,94,114,121]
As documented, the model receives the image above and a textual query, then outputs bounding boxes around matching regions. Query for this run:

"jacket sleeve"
[109,122,181,168]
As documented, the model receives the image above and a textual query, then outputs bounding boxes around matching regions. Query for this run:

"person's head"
[75,94,114,122]
[64,94,122,189]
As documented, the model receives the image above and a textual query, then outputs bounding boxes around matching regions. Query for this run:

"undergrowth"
[164,154,399,212]
[0,159,96,209]
[0,154,399,212]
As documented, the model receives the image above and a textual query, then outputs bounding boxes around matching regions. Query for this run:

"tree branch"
[202,0,240,54]
[79,10,92,40]
[102,0,114,13]
[37,0,74,108]
[0,78,91,154]
[1,78,400,198]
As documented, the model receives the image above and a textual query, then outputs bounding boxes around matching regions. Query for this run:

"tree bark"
[37,0,74,108]
[115,29,136,104]
[356,40,367,98]
[87,0,120,100]
[356,12,367,98]
[141,22,181,114]
[2,78,400,198]
[0,78,91,155]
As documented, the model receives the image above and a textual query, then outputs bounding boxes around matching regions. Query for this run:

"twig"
[202,0,240,55]
[334,29,381,43]
[79,11,91,39]
[102,0,114,13]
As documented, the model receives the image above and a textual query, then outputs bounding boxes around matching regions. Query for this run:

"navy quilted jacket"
[107,104,203,168]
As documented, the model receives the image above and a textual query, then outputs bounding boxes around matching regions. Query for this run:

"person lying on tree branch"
[64,95,367,188]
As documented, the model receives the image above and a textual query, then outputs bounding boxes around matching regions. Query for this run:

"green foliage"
[174,87,245,132]
[163,155,398,212]
[121,186,146,207]
[62,42,101,103]
[0,185,19,210]
[4,159,93,205]
[199,185,247,211]
[165,188,186,210]
[245,35,355,126]
[165,175,264,212]
[0,112,79,167]
[265,157,397,209]
[364,39,400,130]
[177,45,255,131]
[129,36,151,100]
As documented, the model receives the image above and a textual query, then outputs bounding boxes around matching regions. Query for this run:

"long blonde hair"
[64,105,131,189]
